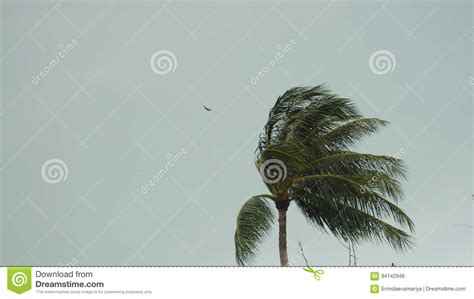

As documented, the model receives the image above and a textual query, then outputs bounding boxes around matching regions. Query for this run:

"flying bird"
[202,105,212,112]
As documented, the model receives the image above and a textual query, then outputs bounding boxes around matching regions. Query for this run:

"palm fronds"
[235,85,414,266]
[235,195,276,265]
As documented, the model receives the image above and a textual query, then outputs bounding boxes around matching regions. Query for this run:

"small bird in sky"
[202,105,212,112]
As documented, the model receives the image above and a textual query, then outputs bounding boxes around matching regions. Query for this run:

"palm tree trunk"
[277,201,289,266]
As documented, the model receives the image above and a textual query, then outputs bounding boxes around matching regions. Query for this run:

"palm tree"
[234,85,414,266]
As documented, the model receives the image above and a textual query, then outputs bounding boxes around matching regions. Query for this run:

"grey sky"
[1,0,472,266]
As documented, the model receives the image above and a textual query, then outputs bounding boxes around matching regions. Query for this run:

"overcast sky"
[1,0,472,266]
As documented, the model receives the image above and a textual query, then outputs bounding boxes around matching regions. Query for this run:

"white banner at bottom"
[0,267,472,298]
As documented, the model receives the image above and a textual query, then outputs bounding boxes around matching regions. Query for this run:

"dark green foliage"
[235,195,276,266]
[235,85,414,265]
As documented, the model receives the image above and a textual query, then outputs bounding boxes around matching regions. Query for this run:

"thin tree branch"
[351,243,358,266]
[297,239,310,267]
[336,238,352,266]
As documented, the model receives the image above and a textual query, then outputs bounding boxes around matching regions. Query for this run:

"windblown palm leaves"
[235,85,414,266]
